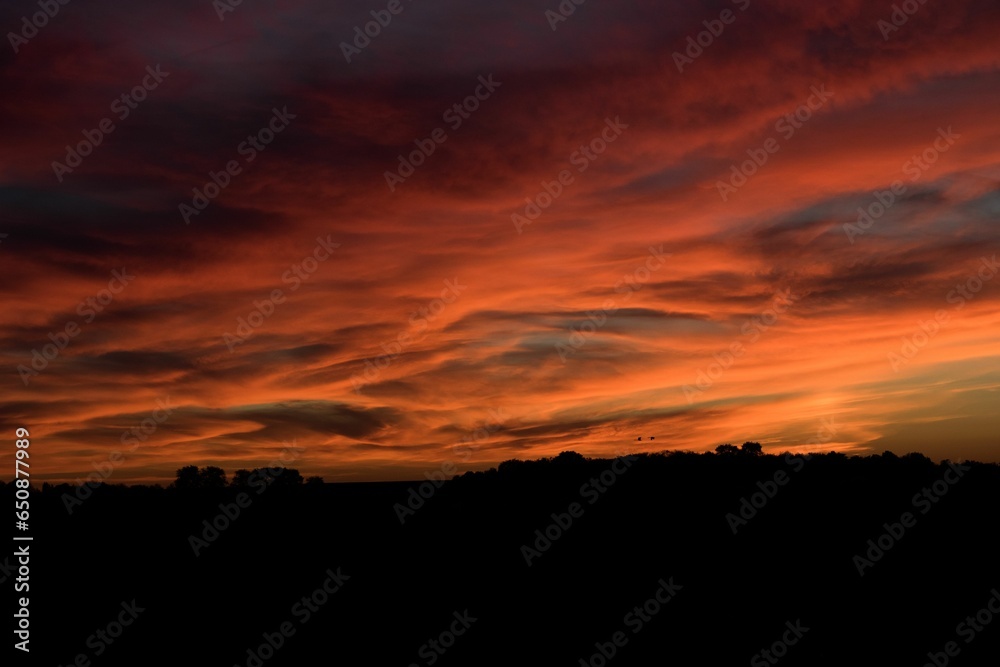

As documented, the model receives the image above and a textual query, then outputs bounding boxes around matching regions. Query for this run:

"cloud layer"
[2,0,999,482]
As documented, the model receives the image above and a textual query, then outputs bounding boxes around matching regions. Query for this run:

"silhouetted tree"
[901,452,933,466]
[253,467,303,488]
[174,465,227,490]
[715,444,739,455]
[200,466,227,489]
[230,469,252,488]
[306,476,324,488]
[741,442,763,456]
[498,459,525,475]
[174,465,201,490]
[553,451,586,465]
[285,468,305,486]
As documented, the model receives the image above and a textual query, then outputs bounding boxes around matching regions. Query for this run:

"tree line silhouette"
[11,444,999,666]
[171,464,322,491]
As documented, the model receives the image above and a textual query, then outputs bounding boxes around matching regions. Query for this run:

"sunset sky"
[2,0,999,483]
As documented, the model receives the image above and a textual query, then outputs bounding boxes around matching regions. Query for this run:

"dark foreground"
[9,450,1000,666]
